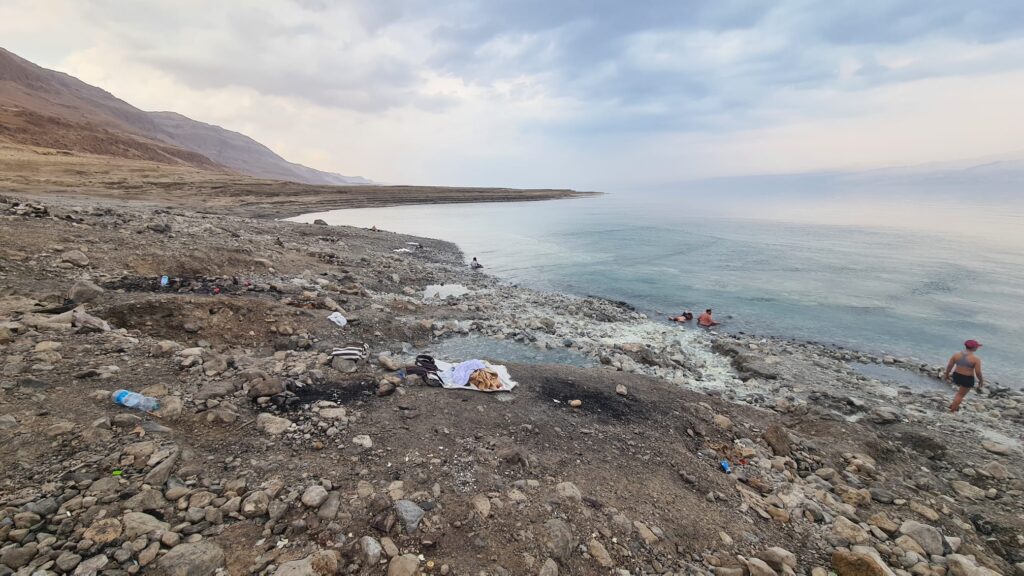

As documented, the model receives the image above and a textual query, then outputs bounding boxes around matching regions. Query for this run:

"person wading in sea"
[698,309,719,328]
[944,339,985,413]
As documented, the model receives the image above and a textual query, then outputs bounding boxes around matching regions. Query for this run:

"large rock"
[981,441,1013,455]
[539,558,559,576]
[746,557,779,576]
[947,554,1003,576]
[394,500,425,533]
[61,250,90,267]
[899,521,944,556]
[950,480,986,500]
[544,518,576,561]
[756,547,797,572]
[981,461,1010,480]
[833,517,870,545]
[122,512,169,539]
[272,550,339,576]
[196,381,235,401]
[247,376,285,398]
[302,485,329,508]
[387,554,420,576]
[144,448,179,487]
[0,543,38,569]
[82,518,122,545]
[155,541,225,576]
[555,481,582,501]
[762,424,792,456]
[588,539,613,568]
[256,412,292,435]
[832,549,888,576]
[241,491,270,517]
[359,536,383,566]
[68,280,104,303]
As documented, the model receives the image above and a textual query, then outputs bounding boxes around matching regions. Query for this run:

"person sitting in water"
[698,308,719,327]
[669,310,694,323]
[470,257,483,269]
[945,339,985,413]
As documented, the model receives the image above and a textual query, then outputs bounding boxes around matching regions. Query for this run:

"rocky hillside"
[0,47,368,185]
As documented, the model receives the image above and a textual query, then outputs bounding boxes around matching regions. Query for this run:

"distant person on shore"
[698,309,719,328]
[669,310,694,323]
[470,257,483,269]
[945,340,985,413]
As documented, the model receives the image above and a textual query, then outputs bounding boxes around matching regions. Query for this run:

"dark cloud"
[80,0,1024,127]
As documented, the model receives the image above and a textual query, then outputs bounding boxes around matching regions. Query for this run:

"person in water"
[669,310,694,323]
[945,340,984,413]
[470,257,483,269]
[698,309,719,327]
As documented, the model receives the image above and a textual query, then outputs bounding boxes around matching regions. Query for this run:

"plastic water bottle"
[112,390,159,412]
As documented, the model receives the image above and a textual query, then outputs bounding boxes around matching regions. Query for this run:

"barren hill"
[0,46,368,185]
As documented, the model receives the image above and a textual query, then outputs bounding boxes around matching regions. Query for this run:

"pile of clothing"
[405,355,517,393]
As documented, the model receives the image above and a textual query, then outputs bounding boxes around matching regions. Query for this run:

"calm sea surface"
[292,191,1024,387]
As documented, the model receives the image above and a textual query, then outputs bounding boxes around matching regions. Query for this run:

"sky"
[3,0,1024,190]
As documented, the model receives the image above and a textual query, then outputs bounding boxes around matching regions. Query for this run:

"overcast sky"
[4,0,1024,189]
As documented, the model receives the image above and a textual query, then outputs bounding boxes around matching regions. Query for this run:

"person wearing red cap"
[944,340,985,413]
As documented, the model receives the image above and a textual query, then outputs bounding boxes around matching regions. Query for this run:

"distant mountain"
[0,46,369,185]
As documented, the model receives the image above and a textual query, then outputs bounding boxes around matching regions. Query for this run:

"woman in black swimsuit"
[944,340,984,413]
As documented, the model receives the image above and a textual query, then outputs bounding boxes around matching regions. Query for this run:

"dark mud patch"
[539,377,649,422]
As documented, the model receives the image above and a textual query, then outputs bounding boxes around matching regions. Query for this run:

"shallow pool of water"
[849,362,946,392]
[413,334,596,367]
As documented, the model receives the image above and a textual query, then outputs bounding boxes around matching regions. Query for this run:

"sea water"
[292,191,1024,387]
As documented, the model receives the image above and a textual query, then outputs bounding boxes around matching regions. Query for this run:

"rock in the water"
[155,541,225,576]
[387,554,420,576]
[394,500,425,533]
[256,412,292,435]
[899,520,944,556]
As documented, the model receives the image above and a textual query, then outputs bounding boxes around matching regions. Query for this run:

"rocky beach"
[1,192,1022,576]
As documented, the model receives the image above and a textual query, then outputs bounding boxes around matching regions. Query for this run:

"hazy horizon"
[4,1,1024,190]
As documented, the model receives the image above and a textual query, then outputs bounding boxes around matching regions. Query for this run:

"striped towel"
[331,343,368,361]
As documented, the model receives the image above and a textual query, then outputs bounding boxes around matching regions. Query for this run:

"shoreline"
[1,193,1022,575]
[291,206,1015,393]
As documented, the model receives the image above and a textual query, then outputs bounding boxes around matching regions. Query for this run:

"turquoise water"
[294,192,1024,387]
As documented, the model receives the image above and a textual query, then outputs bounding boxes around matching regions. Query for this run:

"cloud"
[2,0,1024,188]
